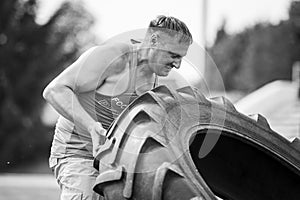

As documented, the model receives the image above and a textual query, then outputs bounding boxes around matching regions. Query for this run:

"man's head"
[141,15,193,76]
[148,15,193,45]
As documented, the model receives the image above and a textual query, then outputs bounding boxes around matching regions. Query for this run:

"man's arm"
[43,43,130,155]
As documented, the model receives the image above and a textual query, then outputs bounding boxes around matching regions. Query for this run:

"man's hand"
[88,122,107,157]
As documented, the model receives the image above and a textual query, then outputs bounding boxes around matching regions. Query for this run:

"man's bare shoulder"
[91,42,131,57]
[90,42,132,75]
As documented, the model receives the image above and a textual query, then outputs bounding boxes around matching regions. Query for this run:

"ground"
[0,160,60,200]
[0,173,60,200]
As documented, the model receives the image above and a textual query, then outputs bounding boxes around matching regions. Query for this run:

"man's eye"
[171,55,180,59]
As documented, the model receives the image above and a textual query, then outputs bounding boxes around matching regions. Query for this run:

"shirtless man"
[43,15,193,200]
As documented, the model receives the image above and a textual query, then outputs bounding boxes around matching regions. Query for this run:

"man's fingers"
[97,126,106,137]
[93,122,106,136]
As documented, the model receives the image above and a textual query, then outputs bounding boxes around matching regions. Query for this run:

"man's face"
[148,32,190,76]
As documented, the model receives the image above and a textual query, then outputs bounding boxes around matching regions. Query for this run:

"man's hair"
[148,15,193,44]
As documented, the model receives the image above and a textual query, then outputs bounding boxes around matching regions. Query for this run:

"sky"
[36,0,293,46]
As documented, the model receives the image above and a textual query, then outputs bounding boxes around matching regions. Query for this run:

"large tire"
[93,85,300,200]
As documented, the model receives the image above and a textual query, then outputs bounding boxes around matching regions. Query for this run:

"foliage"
[0,0,95,170]
[207,1,300,92]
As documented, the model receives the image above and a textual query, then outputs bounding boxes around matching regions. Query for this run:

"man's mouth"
[166,64,175,69]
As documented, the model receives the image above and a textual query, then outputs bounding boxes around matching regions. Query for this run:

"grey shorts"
[50,157,102,200]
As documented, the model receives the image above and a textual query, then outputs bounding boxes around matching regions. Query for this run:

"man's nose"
[172,59,181,69]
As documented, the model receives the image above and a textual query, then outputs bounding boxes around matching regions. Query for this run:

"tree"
[207,24,252,91]
[0,0,95,170]
[207,1,300,93]
[289,0,300,62]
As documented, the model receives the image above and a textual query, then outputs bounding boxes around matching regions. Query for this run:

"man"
[43,15,193,200]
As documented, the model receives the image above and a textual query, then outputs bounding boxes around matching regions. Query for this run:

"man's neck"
[136,48,154,78]
[134,48,157,94]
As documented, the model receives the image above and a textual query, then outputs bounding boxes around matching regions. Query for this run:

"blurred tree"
[214,19,228,44]
[207,1,300,93]
[0,0,95,170]
[289,0,300,62]
[241,22,294,90]
[206,22,252,91]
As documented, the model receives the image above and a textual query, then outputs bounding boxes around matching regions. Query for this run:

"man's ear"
[150,33,158,46]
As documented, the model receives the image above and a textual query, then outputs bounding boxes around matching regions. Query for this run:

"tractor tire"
[93,85,300,200]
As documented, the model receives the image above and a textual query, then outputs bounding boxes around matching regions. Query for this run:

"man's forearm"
[43,85,97,132]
